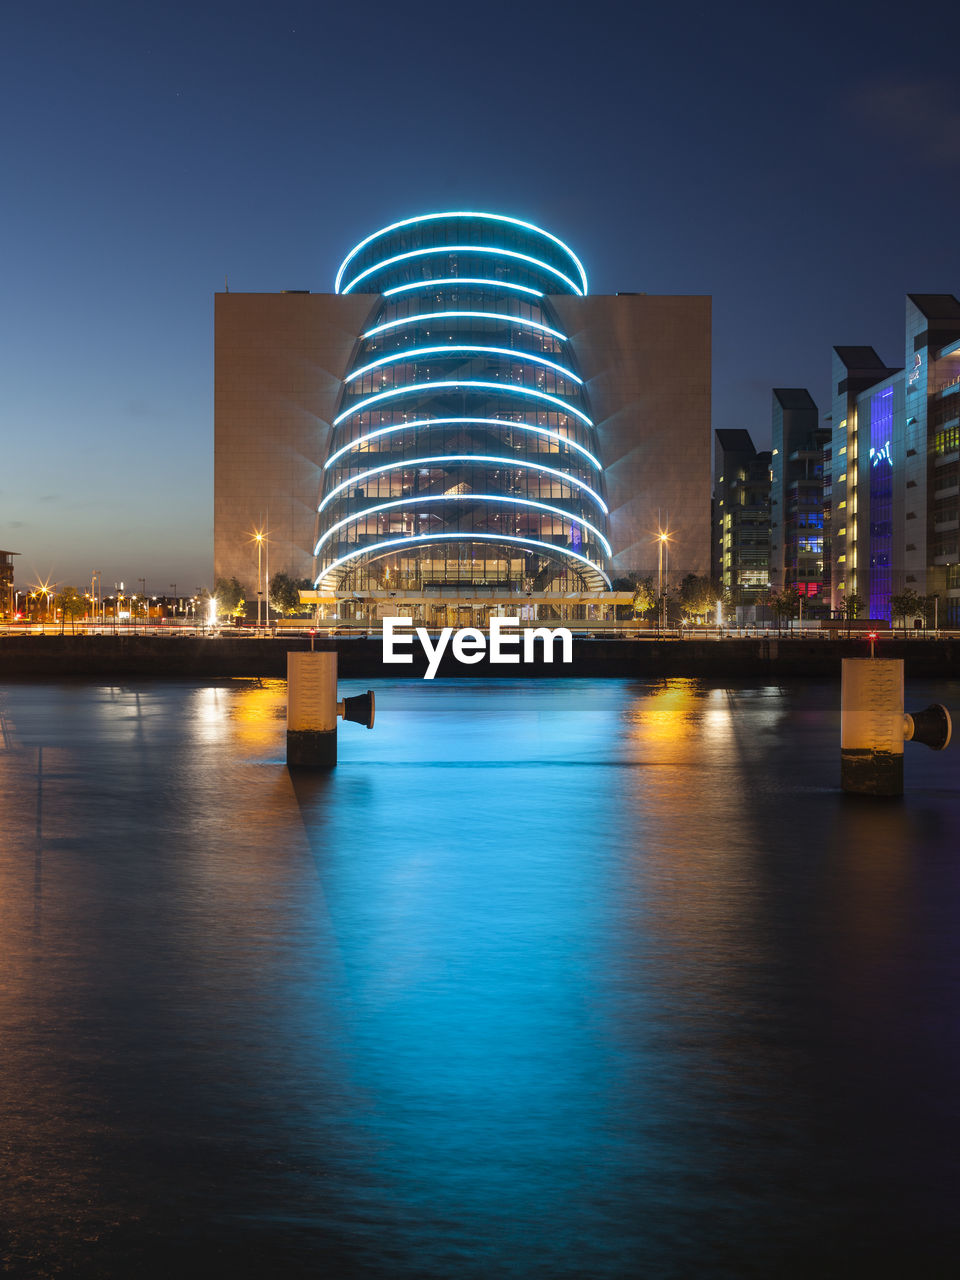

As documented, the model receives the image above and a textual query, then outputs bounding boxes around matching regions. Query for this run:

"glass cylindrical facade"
[316,213,610,592]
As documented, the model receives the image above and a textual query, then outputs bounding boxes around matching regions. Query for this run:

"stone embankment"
[1,634,958,679]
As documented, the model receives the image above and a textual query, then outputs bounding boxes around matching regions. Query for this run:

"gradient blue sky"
[3,0,959,591]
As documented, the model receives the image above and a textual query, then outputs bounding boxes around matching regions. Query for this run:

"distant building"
[769,389,831,611]
[215,211,711,623]
[828,347,901,618]
[829,296,960,624]
[712,429,771,612]
[1,549,19,619]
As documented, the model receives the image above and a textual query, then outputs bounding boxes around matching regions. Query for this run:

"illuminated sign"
[869,440,892,467]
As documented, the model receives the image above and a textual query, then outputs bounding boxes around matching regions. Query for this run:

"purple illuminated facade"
[868,386,894,618]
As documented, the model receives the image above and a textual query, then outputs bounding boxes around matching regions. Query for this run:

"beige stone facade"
[551,293,712,578]
[214,291,711,589]
[214,291,375,587]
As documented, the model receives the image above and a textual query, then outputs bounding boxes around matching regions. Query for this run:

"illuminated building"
[829,296,960,624]
[768,389,831,611]
[1,549,18,619]
[320,213,607,594]
[214,211,711,621]
[712,430,771,614]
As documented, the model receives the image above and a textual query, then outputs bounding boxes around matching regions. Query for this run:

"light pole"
[657,531,668,635]
[255,531,264,629]
[36,580,54,633]
[264,512,270,632]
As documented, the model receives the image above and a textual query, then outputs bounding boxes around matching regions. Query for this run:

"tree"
[890,589,923,631]
[631,576,656,618]
[678,573,723,622]
[269,571,309,616]
[55,586,86,635]
[843,592,864,621]
[766,586,800,634]
[214,577,246,619]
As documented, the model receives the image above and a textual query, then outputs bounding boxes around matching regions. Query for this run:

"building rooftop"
[715,429,757,453]
[908,293,960,322]
[773,388,817,411]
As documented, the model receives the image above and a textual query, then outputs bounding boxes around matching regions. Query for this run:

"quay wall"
[1,635,959,680]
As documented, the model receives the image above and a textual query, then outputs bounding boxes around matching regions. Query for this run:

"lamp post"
[264,513,270,632]
[36,580,54,633]
[255,530,264,629]
[657,531,668,635]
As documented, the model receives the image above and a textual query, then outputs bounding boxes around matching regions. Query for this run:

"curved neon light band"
[315,494,612,558]
[318,454,607,515]
[316,532,610,589]
[383,277,544,299]
[346,344,582,386]
[341,246,582,297]
[363,311,567,342]
[335,211,588,295]
[334,381,593,428]
[324,418,601,471]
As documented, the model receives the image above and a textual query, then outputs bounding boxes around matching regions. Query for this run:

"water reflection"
[0,677,958,1277]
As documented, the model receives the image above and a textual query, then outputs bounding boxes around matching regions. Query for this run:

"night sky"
[3,0,959,591]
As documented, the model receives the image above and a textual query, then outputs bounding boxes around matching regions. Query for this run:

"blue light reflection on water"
[1,676,959,1278]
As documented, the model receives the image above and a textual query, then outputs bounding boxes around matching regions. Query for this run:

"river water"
[1,676,959,1278]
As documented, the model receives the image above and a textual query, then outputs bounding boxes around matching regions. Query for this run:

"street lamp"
[254,529,265,629]
[34,579,54,632]
[657,531,669,634]
[264,517,271,632]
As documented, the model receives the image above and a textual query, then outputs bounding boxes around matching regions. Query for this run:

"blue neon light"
[869,439,893,467]
[346,344,582,386]
[334,211,589,295]
[333,381,594,428]
[363,311,567,342]
[324,418,601,471]
[314,494,611,557]
[341,246,583,297]
[383,278,544,299]
[318,454,608,515]
[316,532,610,588]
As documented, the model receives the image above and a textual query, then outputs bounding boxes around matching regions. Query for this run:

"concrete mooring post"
[286,651,375,768]
[841,658,951,796]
